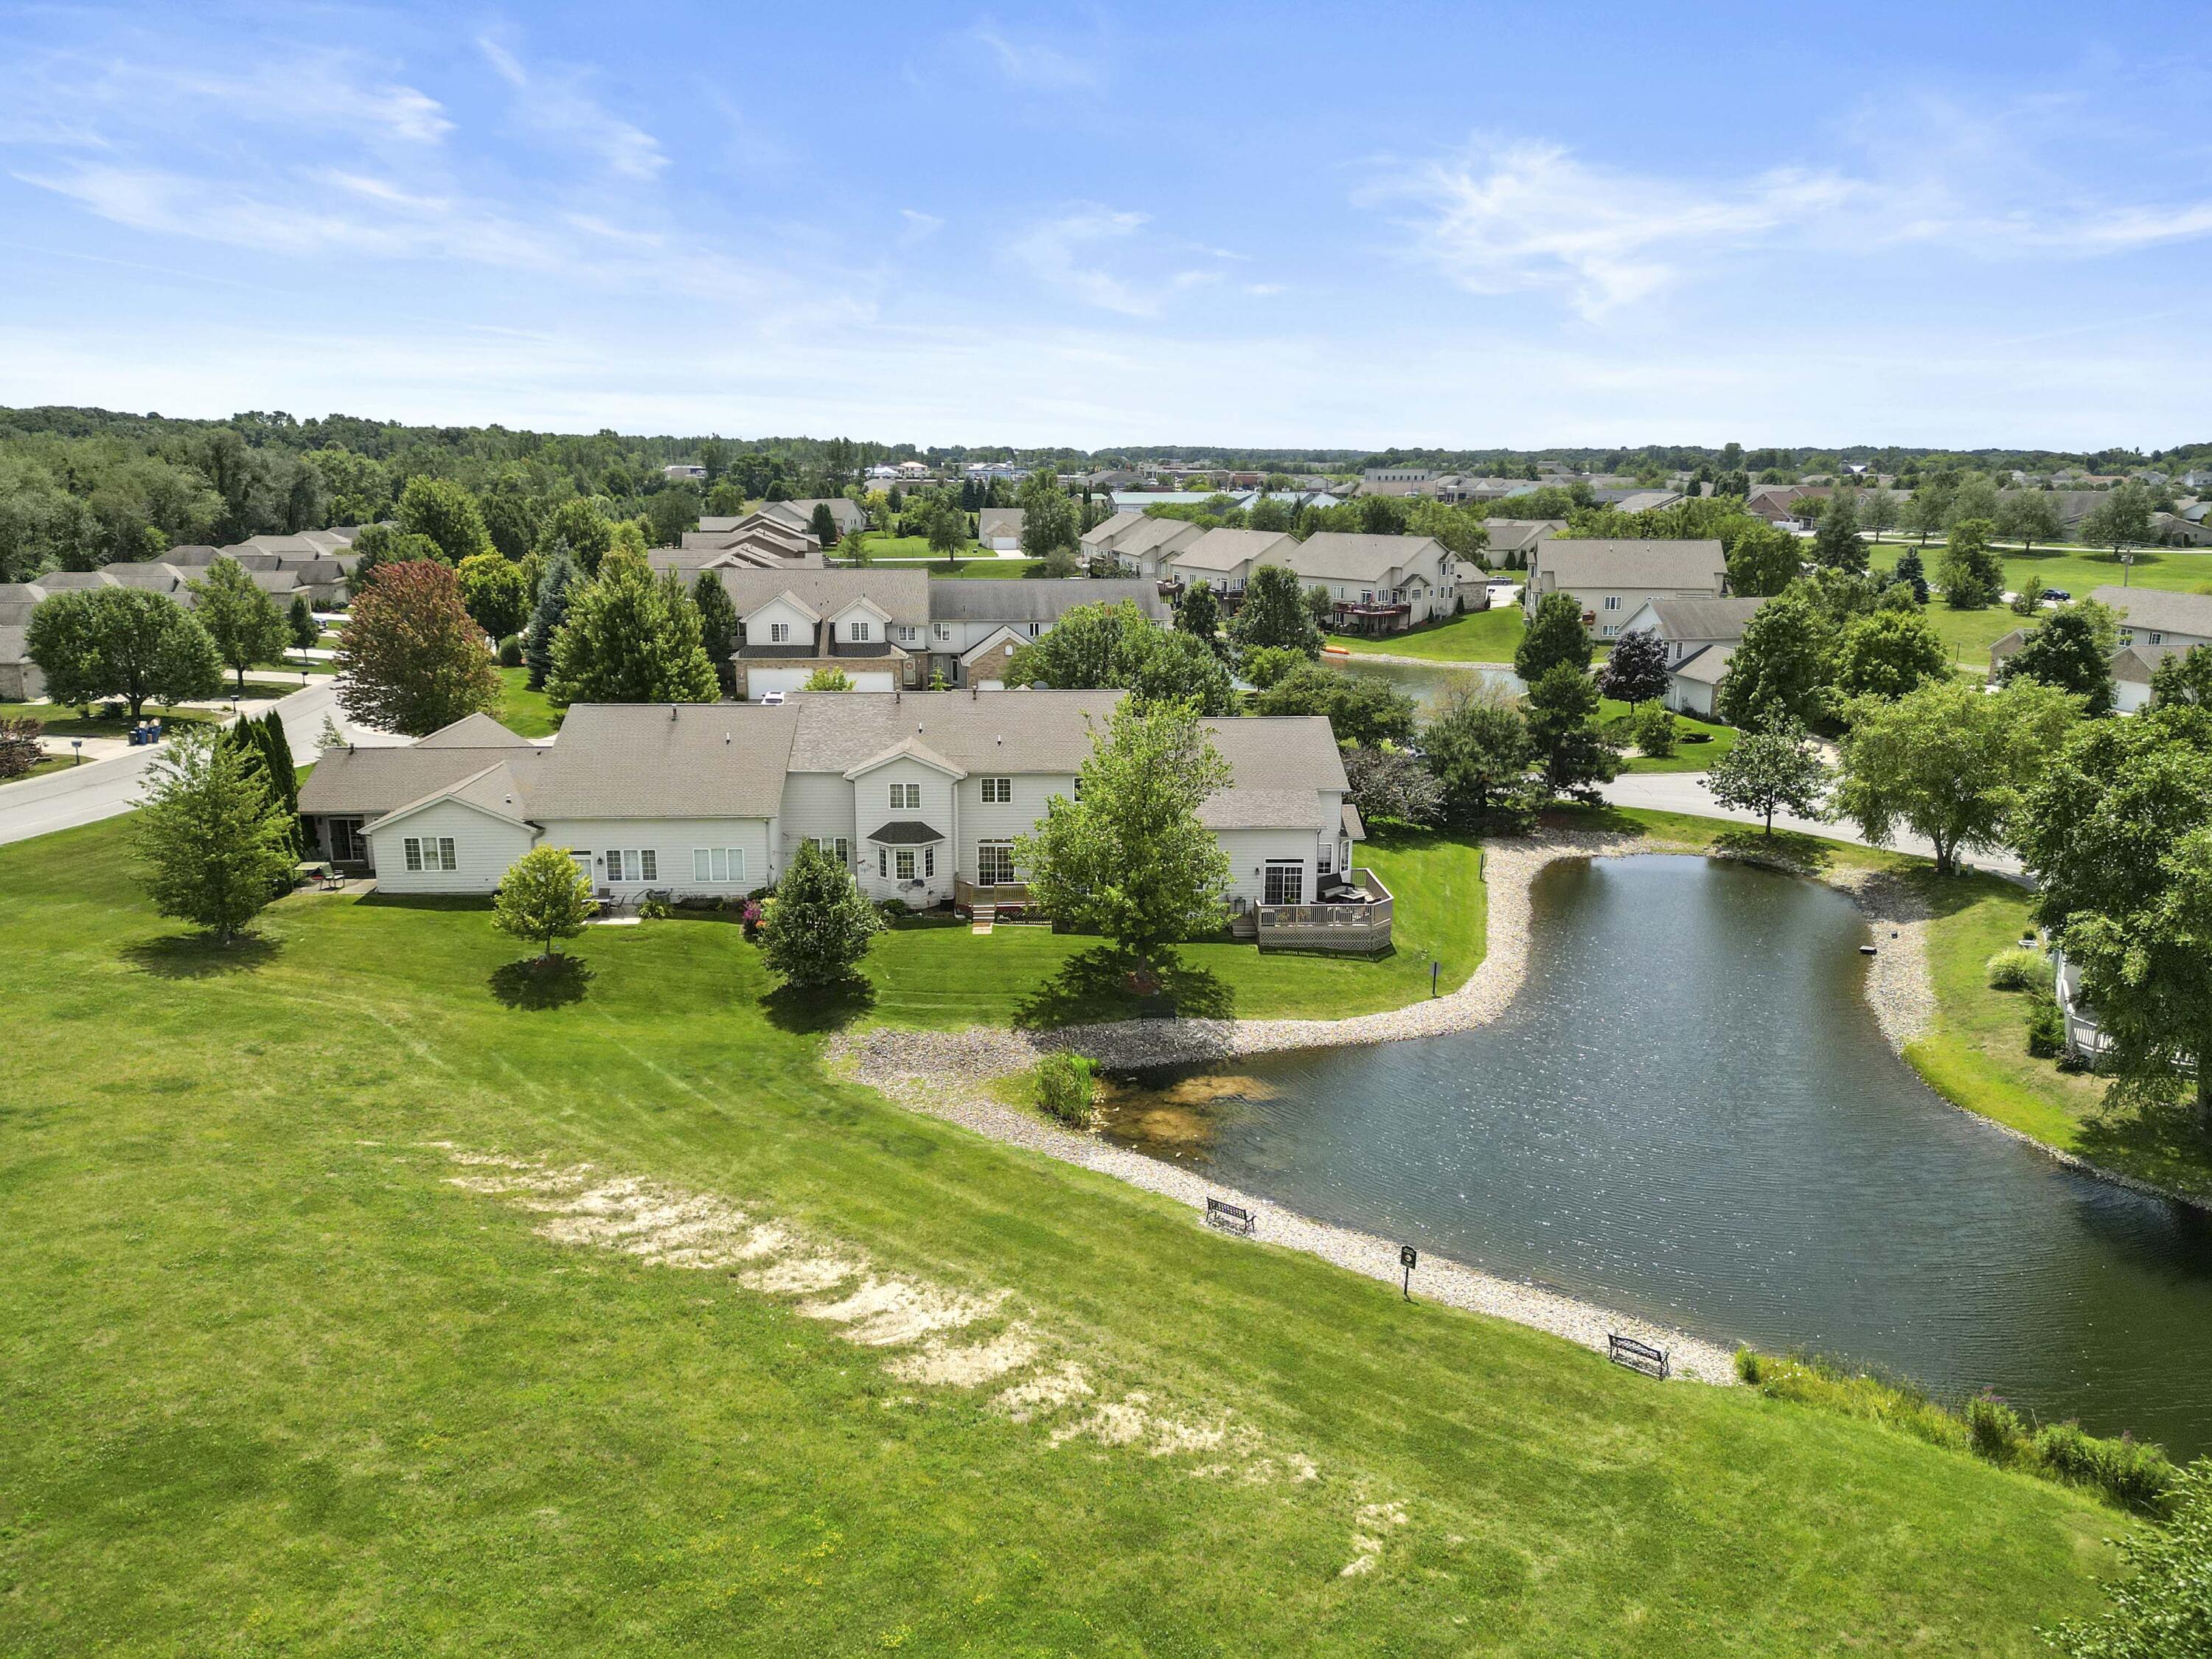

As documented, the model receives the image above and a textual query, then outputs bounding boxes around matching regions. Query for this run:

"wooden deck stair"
[970,903,995,935]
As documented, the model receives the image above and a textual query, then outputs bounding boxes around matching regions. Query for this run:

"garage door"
[750,667,897,698]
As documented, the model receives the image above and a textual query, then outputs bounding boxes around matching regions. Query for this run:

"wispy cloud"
[476,35,665,180]
[1006,206,1156,315]
[899,207,945,243]
[966,19,1104,90]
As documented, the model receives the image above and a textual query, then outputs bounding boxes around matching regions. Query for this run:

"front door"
[1264,861,1304,905]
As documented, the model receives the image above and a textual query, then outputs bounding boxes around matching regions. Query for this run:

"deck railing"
[955,876,1032,912]
[1253,868,1393,950]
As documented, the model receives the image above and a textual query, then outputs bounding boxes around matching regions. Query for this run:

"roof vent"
[724,731,731,744]
[669,704,677,720]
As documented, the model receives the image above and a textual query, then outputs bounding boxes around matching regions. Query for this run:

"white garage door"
[751,667,897,698]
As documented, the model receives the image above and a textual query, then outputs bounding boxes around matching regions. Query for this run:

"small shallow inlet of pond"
[1102,855,2212,1458]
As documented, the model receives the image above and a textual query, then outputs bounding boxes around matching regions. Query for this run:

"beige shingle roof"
[1537,539,1726,591]
[1633,598,1765,641]
[927,578,1170,624]
[416,713,535,748]
[1172,528,1295,575]
[2090,585,2212,639]
[1270,532,1446,585]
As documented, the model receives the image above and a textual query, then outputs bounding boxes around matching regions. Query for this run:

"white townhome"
[297,693,1382,946]
[1523,540,1728,639]
[1162,528,1298,599]
[1989,585,2212,714]
[1091,515,1206,580]
[1264,532,1458,634]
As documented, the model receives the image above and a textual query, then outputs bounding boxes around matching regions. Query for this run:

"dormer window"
[850,620,872,642]
[769,622,790,644]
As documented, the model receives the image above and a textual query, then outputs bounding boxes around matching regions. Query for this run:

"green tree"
[841,527,871,567]
[1251,664,1418,747]
[923,495,967,564]
[189,555,291,692]
[1725,521,1804,597]
[1514,591,1594,681]
[1018,472,1079,561]
[1903,482,1952,545]
[26,586,222,718]
[1341,745,1442,827]
[1944,475,2002,529]
[1860,487,1900,543]
[1705,714,1831,834]
[1422,676,1529,823]
[492,844,598,960]
[759,837,883,987]
[1717,591,1829,730]
[1832,608,1948,700]
[1938,517,2006,608]
[524,549,579,692]
[456,552,531,641]
[397,476,494,564]
[287,594,319,665]
[809,503,840,549]
[1004,600,1235,714]
[1835,677,2077,874]
[131,728,297,944]
[1994,489,2062,552]
[1891,546,1929,605]
[335,560,501,737]
[2043,1457,2212,1658]
[347,524,442,594]
[1523,663,1617,801]
[1173,579,1222,653]
[692,570,740,692]
[2149,643,2212,709]
[646,484,700,547]
[1999,601,2118,715]
[1229,563,1323,658]
[1809,490,1866,572]
[2079,482,2156,552]
[1598,627,1669,704]
[538,499,616,577]
[548,549,720,706]
[801,667,855,692]
[1014,698,1233,969]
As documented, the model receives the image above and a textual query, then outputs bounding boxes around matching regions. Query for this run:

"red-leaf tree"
[335,560,501,737]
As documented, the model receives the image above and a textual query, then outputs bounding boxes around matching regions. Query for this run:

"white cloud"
[967,21,1103,91]
[474,35,665,180]
[899,208,945,243]
[1006,206,1156,315]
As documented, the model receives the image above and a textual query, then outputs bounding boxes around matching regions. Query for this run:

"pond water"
[1322,655,1520,712]
[1106,855,2212,1456]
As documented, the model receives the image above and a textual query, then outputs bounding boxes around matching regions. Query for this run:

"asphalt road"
[0,681,400,848]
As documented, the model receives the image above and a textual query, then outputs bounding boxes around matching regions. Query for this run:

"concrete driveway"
[0,681,400,848]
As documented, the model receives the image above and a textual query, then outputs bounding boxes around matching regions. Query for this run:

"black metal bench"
[1205,1197,1255,1236]
[1607,1333,1669,1379]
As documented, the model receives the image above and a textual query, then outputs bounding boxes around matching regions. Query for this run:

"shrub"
[2031,1422,2177,1514]
[497,633,524,667]
[1966,1390,2026,1463]
[638,897,671,920]
[2025,992,2065,1059]
[1034,1051,1098,1128]
[1985,945,2047,990]
[0,715,44,782]
[1632,702,1677,758]
[880,897,910,919]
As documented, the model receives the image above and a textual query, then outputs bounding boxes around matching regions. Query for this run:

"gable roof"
[1080,509,1150,547]
[2089,585,2212,639]
[1104,516,1203,560]
[1481,519,1566,554]
[927,577,1170,624]
[716,567,930,625]
[1270,532,1447,585]
[1171,527,1295,575]
[1669,643,1735,686]
[1627,597,1765,641]
[415,712,534,748]
[0,625,27,665]
[1537,539,1726,592]
[1612,490,1686,515]
[748,588,822,624]
[373,762,536,832]
[976,507,1025,539]
[842,735,966,780]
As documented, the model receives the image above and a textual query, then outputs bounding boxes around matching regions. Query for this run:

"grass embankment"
[1328,605,1526,663]
[1870,541,2212,672]
[0,813,2126,1653]
[863,828,1486,1030]
[493,666,562,738]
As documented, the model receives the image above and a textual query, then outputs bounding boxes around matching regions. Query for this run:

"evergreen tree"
[524,547,577,691]
[132,729,298,944]
[1421,677,1531,824]
[692,570,740,692]
[810,503,839,549]
[547,549,720,706]
[759,838,883,987]
[1523,663,1617,801]
[1514,591,1593,682]
[1173,579,1223,655]
[1892,547,1929,605]
[1938,517,2006,608]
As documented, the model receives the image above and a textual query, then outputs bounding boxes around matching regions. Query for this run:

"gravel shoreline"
[835,830,1950,1388]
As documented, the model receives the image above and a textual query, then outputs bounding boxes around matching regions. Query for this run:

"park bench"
[1607,1334,1669,1380]
[1205,1197,1256,1237]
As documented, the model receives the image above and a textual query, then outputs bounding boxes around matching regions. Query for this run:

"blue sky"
[2,1,2208,450]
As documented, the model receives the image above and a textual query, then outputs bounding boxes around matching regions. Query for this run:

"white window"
[936,624,950,641]
[981,776,1011,803]
[1264,861,1304,905]
[877,847,888,877]
[977,842,1016,886]
[896,849,916,880]
[769,622,790,644]
[1072,777,1082,801]
[1028,622,1040,636]
[692,847,746,884]
[607,849,656,883]
[815,835,850,866]
[403,836,422,872]
[890,782,920,810]
[924,846,935,878]
[404,836,456,872]
[1604,595,1621,611]
[1601,625,1619,639]
[850,620,872,642]
[897,625,919,644]
[438,838,456,872]
[2150,631,2165,645]
[1319,845,1334,874]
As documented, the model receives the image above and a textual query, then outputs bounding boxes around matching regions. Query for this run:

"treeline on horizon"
[1,401,2206,584]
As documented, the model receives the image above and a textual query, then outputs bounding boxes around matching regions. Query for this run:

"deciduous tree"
[456,552,530,642]
[1228,563,1321,658]
[335,560,501,736]
[26,585,222,717]
[493,844,597,960]
[189,555,291,692]
[1810,490,1867,572]
[2043,1458,2212,1656]
[1999,601,2119,715]
[1836,677,2077,874]
[1938,517,2006,608]
[1251,664,1417,747]
[1995,490,2062,552]
[1014,698,1234,969]
[759,836,883,987]
[1342,744,1442,827]
[1717,591,1829,730]
[287,594,319,665]
[1832,608,1948,700]
[547,549,720,706]
[1705,715,1830,834]
[132,728,297,944]
[1598,627,1669,704]
[1724,521,1804,597]
[1173,578,1222,653]
[537,499,615,576]
[397,476,494,564]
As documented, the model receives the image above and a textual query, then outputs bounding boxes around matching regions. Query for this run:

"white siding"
[743,594,817,648]
[956,771,1075,878]
[1217,829,1326,906]
[777,772,860,877]
[537,818,773,896]
[829,604,890,647]
[366,801,533,896]
[854,757,957,905]
[749,667,896,695]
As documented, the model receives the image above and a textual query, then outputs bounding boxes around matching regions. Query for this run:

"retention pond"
[1105,855,2212,1456]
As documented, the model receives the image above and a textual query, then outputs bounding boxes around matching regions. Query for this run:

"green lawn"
[0,810,2126,1654]
[0,700,224,739]
[863,829,1487,1029]
[1599,698,1739,773]
[1871,540,2212,672]
[1328,605,1526,663]
[851,534,987,562]
[493,666,563,738]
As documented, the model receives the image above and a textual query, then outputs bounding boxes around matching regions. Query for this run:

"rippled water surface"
[1107,855,2212,1455]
